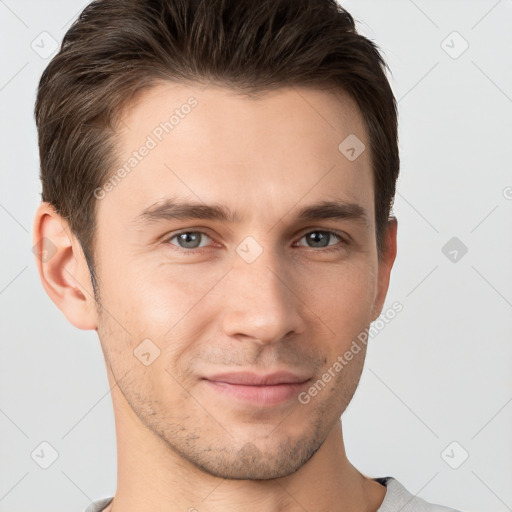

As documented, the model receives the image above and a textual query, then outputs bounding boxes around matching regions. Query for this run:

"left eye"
[295,230,343,249]
[168,231,212,250]
[166,230,345,252]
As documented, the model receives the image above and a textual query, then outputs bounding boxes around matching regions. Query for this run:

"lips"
[202,371,312,407]
[203,370,311,386]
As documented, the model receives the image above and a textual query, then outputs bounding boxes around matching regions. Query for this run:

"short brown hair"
[35,0,399,294]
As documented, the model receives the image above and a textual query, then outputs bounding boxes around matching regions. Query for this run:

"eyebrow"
[133,197,370,228]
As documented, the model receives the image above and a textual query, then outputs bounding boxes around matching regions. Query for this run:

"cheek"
[99,259,232,378]
[299,257,377,330]
[102,249,226,330]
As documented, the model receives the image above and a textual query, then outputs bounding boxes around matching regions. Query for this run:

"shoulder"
[82,497,114,512]
[375,476,464,512]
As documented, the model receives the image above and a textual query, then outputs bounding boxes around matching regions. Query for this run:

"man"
[32,0,463,510]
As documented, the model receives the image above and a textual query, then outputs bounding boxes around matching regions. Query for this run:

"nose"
[219,246,306,346]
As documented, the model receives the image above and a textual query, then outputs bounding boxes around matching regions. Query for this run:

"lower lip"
[203,379,310,407]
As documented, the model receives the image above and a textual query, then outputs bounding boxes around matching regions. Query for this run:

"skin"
[33,82,397,512]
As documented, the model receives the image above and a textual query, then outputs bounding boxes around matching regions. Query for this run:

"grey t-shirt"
[83,476,462,511]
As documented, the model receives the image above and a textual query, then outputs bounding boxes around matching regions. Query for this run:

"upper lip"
[204,371,311,386]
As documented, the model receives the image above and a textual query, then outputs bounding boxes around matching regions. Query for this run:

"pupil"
[309,232,328,247]
[180,232,200,248]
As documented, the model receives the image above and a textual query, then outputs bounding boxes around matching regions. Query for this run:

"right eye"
[165,230,214,253]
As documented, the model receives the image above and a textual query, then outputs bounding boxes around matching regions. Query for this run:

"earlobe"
[32,202,98,330]
[370,216,398,323]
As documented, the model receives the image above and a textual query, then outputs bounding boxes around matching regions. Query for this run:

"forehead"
[97,81,374,229]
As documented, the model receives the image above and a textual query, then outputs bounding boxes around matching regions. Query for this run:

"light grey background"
[1,1,511,511]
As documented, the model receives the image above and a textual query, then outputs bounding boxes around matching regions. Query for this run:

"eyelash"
[164,229,349,256]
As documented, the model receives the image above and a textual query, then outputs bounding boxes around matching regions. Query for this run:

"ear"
[370,216,398,322]
[32,202,98,330]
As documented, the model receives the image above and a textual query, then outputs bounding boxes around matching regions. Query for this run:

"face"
[92,82,394,480]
